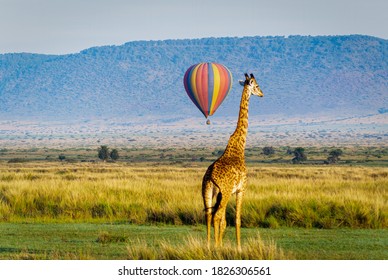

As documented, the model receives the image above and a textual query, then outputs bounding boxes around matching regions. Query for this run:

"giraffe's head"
[239,73,264,97]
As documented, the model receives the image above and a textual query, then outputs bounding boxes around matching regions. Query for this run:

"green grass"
[0,152,386,260]
[0,223,386,260]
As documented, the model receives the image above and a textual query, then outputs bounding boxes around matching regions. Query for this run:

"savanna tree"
[292,147,307,164]
[98,145,110,161]
[326,149,343,164]
[263,146,275,156]
[110,149,119,161]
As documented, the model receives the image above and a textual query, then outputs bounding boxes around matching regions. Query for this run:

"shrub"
[326,149,343,164]
[263,146,275,156]
[8,158,29,163]
[292,147,307,164]
[110,149,120,161]
[98,145,110,161]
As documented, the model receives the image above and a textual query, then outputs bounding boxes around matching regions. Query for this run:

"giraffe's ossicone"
[202,73,264,250]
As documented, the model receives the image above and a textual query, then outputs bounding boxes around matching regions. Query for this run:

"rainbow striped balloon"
[183,62,233,118]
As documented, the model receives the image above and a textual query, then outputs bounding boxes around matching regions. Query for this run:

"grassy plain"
[0,147,387,259]
[1,161,386,228]
[1,223,386,260]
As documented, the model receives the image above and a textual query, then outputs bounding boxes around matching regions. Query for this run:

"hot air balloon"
[183,62,233,124]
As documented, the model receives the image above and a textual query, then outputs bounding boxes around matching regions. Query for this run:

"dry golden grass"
[0,162,387,229]
[126,233,289,260]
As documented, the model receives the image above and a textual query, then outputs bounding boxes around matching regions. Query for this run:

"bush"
[110,149,119,161]
[8,158,29,163]
[326,149,343,164]
[263,147,275,156]
[98,146,120,161]
[98,146,110,161]
[292,147,307,164]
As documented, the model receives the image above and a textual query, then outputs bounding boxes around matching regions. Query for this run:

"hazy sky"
[0,0,387,54]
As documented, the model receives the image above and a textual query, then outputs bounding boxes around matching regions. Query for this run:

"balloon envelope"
[183,62,233,118]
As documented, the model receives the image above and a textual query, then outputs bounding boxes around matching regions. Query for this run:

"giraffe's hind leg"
[202,179,214,249]
[213,207,221,247]
[205,209,212,249]
[219,209,227,247]
[213,192,230,247]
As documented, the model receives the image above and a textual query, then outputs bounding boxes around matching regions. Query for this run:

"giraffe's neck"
[223,86,250,158]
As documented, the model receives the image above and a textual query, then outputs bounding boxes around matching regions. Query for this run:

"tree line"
[262,146,343,164]
[58,145,120,162]
[57,146,343,164]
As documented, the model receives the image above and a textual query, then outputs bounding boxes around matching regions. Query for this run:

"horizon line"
[1,33,385,56]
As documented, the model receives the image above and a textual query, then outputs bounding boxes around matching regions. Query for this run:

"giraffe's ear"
[239,80,245,86]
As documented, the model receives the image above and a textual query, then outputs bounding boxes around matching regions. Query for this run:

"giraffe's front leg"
[235,190,244,251]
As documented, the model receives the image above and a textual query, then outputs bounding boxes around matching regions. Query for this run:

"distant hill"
[0,35,387,121]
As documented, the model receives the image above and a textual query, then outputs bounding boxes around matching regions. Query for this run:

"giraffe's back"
[204,155,247,195]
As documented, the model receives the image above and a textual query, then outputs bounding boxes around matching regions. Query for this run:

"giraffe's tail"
[212,191,222,215]
[203,192,222,214]
[202,184,213,213]
[202,179,222,215]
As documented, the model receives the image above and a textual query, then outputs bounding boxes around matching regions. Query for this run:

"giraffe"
[202,73,264,250]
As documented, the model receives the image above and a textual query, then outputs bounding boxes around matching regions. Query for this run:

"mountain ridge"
[0,35,387,122]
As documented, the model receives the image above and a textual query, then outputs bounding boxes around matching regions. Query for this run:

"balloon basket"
[206,119,211,125]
